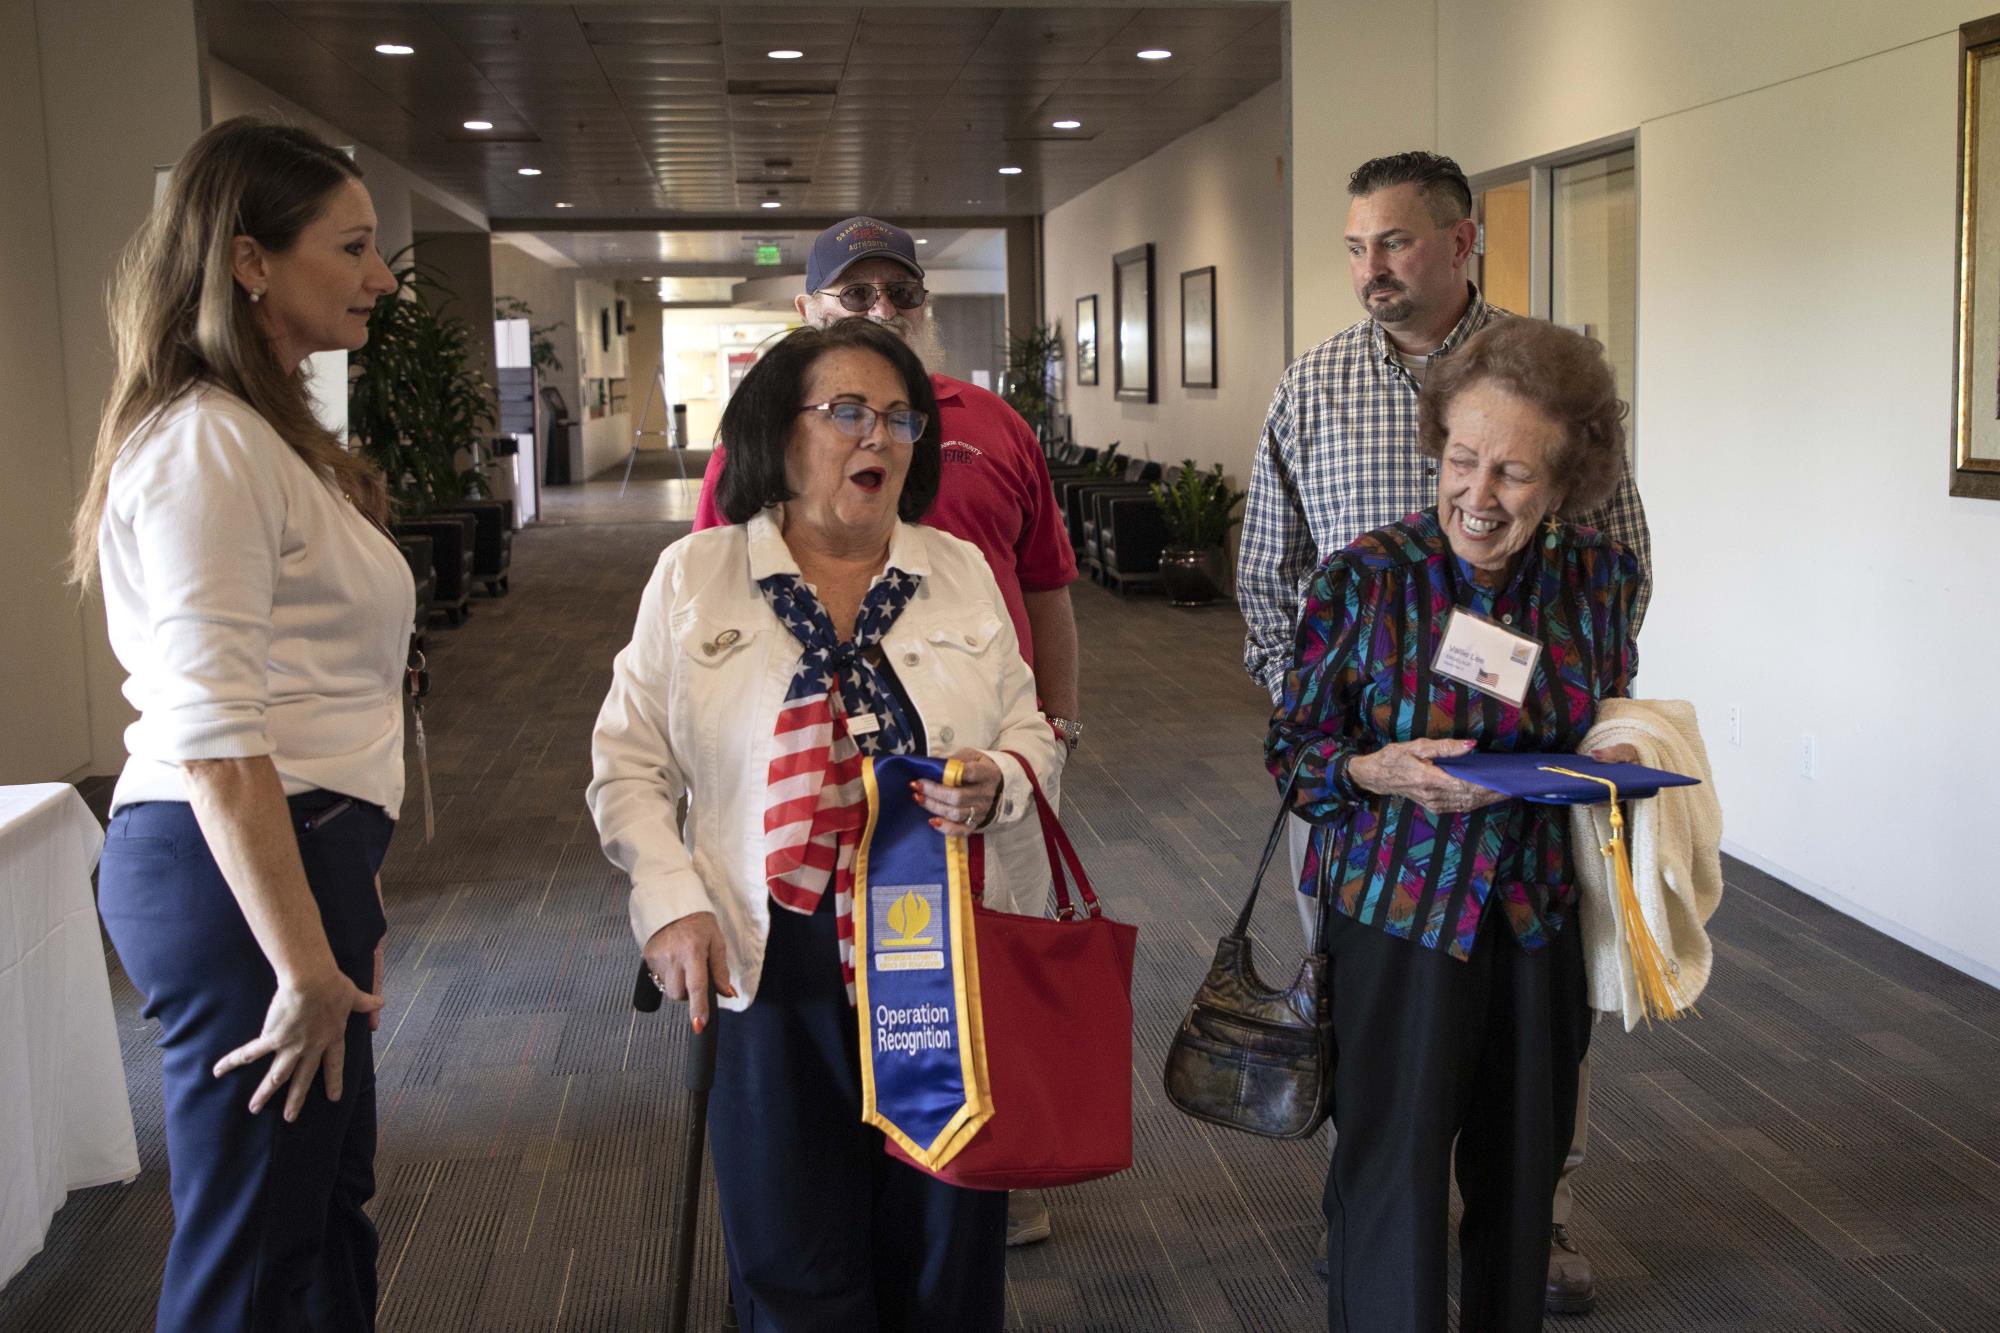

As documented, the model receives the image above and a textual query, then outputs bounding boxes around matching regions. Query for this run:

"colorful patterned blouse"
[1266,509,1640,960]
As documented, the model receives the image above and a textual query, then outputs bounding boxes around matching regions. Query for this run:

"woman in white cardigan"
[70,118,405,1330]
[589,318,1063,1332]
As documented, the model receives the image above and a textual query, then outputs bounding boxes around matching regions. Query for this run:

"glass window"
[1550,148,1638,447]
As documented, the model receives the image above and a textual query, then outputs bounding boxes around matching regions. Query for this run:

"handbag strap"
[997,751,1099,919]
[1230,751,1314,941]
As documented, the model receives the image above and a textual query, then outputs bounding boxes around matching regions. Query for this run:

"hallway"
[6,496,2000,1332]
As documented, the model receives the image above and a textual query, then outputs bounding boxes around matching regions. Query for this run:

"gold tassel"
[1539,766,1695,1025]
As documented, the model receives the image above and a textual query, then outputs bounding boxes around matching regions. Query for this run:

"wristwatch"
[1047,716,1084,752]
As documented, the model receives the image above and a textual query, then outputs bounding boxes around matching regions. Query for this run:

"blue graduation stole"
[855,754,993,1169]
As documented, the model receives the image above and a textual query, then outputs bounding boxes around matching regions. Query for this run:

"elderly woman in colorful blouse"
[1268,318,1642,1333]
[588,317,1063,1332]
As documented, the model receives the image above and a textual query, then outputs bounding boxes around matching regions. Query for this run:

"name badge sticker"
[1432,607,1541,708]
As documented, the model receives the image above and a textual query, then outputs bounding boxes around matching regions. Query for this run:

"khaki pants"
[1287,814,1590,1215]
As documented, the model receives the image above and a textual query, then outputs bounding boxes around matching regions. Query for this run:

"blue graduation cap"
[1435,752,1700,805]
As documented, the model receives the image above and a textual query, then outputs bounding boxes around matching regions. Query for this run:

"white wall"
[30,0,206,776]
[0,0,92,781]
[574,278,632,479]
[207,59,487,264]
[1045,82,1288,487]
[1270,0,2000,981]
[1290,0,1436,353]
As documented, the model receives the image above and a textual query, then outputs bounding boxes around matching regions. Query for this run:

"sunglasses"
[798,400,928,446]
[819,281,928,313]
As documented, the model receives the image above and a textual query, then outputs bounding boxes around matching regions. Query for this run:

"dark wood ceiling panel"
[208,2,1281,224]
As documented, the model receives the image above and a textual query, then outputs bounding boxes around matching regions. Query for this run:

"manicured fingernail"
[929,817,942,829]
[692,1016,706,1034]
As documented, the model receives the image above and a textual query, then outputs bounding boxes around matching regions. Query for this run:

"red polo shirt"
[691,373,1076,665]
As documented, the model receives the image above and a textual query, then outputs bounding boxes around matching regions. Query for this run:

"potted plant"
[1151,461,1248,606]
[351,254,498,623]
[493,294,565,375]
[1000,320,1062,441]
[350,254,496,512]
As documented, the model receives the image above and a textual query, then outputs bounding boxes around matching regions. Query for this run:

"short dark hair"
[714,318,942,524]
[1416,318,1628,514]
[1347,151,1473,226]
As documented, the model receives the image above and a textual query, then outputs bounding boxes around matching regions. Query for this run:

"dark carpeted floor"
[5,509,1999,1331]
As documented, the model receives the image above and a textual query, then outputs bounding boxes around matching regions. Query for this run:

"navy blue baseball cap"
[805,216,925,293]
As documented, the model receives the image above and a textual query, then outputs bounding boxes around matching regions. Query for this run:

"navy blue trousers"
[709,895,1007,1333]
[98,791,392,1333]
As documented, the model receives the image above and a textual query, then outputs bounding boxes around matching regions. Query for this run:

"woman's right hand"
[213,965,383,1121]
[642,912,737,1032]
[1346,738,1505,818]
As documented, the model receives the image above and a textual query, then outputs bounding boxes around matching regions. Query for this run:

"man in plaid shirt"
[1237,151,1651,1316]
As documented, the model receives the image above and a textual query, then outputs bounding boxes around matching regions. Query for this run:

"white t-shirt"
[100,386,414,815]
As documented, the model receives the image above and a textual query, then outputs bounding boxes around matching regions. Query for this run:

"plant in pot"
[493,294,565,375]
[1000,320,1062,442]
[1151,461,1248,606]
[1082,440,1124,480]
[351,254,498,622]
[351,254,497,513]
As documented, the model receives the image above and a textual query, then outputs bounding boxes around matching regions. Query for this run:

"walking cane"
[633,963,721,1333]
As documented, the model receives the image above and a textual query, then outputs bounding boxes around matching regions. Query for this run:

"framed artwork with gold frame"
[1952,14,2000,498]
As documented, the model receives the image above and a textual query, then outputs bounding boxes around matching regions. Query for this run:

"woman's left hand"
[1589,743,1642,765]
[913,751,1005,835]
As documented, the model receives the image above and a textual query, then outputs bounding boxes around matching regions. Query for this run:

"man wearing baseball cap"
[692,217,1079,1248]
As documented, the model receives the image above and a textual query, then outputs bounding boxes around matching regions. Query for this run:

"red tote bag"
[884,755,1137,1191]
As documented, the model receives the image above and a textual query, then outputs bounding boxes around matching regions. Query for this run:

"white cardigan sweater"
[587,509,1067,1010]
[100,387,414,815]
[1570,699,1725,1030]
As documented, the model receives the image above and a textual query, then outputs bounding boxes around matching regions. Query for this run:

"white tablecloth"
[0,783,140,1290]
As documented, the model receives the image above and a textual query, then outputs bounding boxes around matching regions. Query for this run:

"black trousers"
[1323,904,1589,1333]
[709,894,1007,1333]
[98,792,391,1332]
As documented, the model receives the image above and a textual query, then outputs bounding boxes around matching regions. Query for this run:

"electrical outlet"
[1728,706,1742,747]
[1800,734,1816,780]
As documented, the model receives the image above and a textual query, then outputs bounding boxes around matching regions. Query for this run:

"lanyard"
[408,648,435,843]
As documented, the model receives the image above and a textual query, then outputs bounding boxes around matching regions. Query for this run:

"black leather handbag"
[1163,759,1335,1139]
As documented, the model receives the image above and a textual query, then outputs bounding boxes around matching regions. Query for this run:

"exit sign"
[755,244,782,266]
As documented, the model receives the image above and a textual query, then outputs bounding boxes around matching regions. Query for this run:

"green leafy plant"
[493,294,565,375]
[1001,320,1062,438]
[1152,461,1248,550]
[1082,441,1124,479]
[351,253,496,513]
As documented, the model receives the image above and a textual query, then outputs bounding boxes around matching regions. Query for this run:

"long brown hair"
[68,116,387,587]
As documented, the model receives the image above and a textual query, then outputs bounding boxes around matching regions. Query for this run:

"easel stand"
[620,366,686,496]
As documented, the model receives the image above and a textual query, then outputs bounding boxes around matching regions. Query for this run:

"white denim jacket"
[588,508,1066,1010]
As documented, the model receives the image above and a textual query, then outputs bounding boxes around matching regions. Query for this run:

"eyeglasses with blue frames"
[796,400,928,446]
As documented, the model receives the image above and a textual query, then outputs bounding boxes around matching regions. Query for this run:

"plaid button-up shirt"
[1237,289,1652,700]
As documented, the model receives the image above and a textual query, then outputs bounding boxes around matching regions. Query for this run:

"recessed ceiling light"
[915,238,929,245]
[998,165,1024,175]
[761,200,782,209]
[517,167,542,176]
[1137,48,1172,60]
[1053,119,1082,130]
[463,119,493,131]
[374,43,414,56]
[767,49,803,60]
[555,201,573,208]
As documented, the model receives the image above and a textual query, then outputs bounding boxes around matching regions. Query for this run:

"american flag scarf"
[758,565,922,1001]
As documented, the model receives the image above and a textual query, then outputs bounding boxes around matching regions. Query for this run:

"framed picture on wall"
[1180,266,1217,389]
[1075,295,1099,386]
[1113,243,1155,404]
[1953,13,2000,498]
